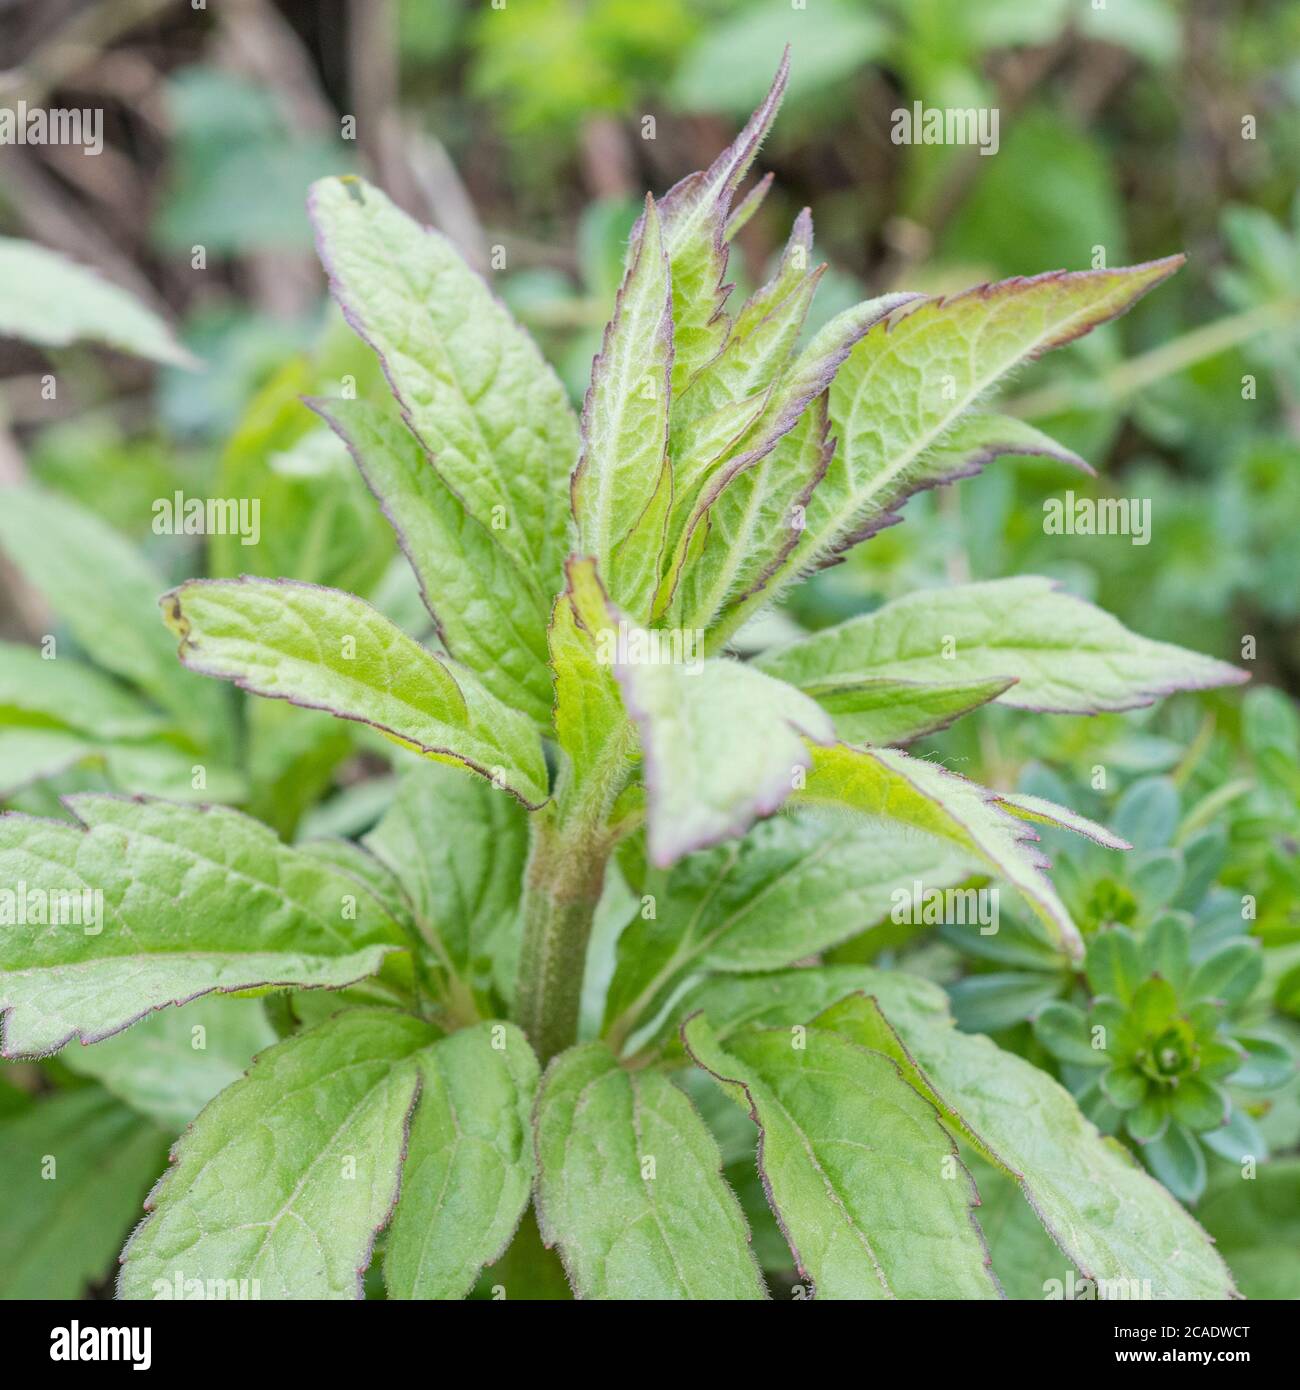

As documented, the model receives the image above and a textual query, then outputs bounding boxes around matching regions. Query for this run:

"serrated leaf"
[571,195,674,619]
[739,259,1185,619]
[363,760,528,995]
[657,52,788,392]
[533,1042,765,1299]
[604,812,979,1047]
[0,1086,168,1298]
[821,992,1237,1298]
[757,577,1246,716]
[310,176,578,590]
[118,1009,431,1300]
[0,795,405,1056]
[683,1014,1000,1299]
[798,742,1083,960]
[0,235,194,366]
[615,655,833,866]
[384,1022,538,1299]
[311,396,553,725]
[162,576,549,807]
[61,996,277,1131]
[0,487,230,752]
[993,791,1132,849]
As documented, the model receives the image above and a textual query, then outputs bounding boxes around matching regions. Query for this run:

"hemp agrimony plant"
[0,57,1251,1299]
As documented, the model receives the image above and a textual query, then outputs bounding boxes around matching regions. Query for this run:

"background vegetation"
[0,0,1296,1298]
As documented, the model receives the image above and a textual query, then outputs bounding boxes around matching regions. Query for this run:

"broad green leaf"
[657,52,788,392]
[741,258,1185,617]
[757,577,1246,716]
[810,674,1015,746]
[162,576,549,807]
[363,761,528,993]
[615,655,833,866]
[310,176,579,590]
[311,396,553,724]
[0,1087,168,1298]
[533,1042,765,1299]
[384,1022,538,1299]
[684,1015,999,1299]
[0,487,230,752]
[547,557,630,791]
[1197,1161,1300,1300]
[0,795,405,1056]
[118,1009,431,1300]
[571,195,674,620]
[604,811,979,1047]
[0,235,194,366]
[822,991,1237,1299]
[0,642,163,740]
[798,742,1083,960]
[61,997,277,1131]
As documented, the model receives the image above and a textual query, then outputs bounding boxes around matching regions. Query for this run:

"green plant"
[0,59,1257,1300]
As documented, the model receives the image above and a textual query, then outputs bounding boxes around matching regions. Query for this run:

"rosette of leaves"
[1034,919,1295,1204]
[0,58,1253,1299]
[943,773,1246,1034]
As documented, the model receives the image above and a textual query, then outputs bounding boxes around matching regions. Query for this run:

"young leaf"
[757,576,1247,715]
[310,176,579,592]
[571,195,674,620]
[0,795,406,1056]
[656,50,788,392]
[993,791,1131,849]
[735,258,1185,619]
[162,576,549,807]
[0,235,195,367]
[311,396,554,725]
[533,1042,765,1299]
[118,1010,432,1300]
[821,992,1237,1299]
[604,812,979,1047]
[363,761,529,992]
[0,487,230,753]
[615,655,833,866]
[797,742,1083,960]
[684,1015,1000,1299]
[384,1022,538,1300]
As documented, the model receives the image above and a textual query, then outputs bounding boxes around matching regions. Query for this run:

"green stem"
[513,804,610,1064]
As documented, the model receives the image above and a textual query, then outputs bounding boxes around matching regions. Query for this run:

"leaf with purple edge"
[682,1012,1001,1300]
[309,176,579,592]
[614,654,833,868]
[756,576,1247,717]
[161,576,549,807]
[0,795,407,1057]
[118,1009,432,1300]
